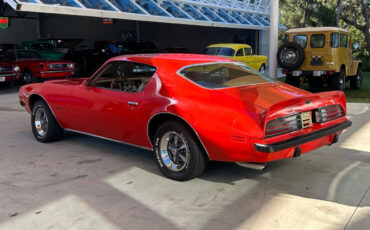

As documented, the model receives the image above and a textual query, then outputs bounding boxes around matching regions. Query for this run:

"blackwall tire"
[23,71,39,84]
[153,121,208,181]
[330,69,346,91]
[277,42,305,70]
[31,100,63,143]
[350,67,362,89]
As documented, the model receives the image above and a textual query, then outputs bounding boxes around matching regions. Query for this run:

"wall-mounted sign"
[102,18,114,24]
[0,17,9,29]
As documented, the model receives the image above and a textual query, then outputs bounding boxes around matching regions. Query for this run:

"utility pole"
[269,0,279,79]
[335,0,342,26]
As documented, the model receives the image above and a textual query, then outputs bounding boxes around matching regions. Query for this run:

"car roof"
[286,27,349,33]
[110,53,233,68]
[206,43,252,49]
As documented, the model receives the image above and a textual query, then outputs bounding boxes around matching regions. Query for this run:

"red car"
[19,54,351,180]
[1,49,74,84]
[0,63,21,87]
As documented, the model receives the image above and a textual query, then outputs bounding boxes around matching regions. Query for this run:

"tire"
[330,68,346,91]
[23,70,39,84]
[153,121,208,181]
[285,74,301,87]
[308,77,324,88]
[31,100,63,143]
[277,42,305,70]
[259,64,266,74]
[350,67,362,89]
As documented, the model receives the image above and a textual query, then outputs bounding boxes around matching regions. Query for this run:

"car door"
[67,61,155,145]
[232,48,245,63]
[243,47,257,70]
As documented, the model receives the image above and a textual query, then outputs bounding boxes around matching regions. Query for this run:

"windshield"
[3,50,42,60]
[204,47,235,57]
[179,62,275,89]
[31,43,54,51]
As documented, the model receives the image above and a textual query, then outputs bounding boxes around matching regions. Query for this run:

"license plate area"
[301,111,312,128]
[0,76,5,82]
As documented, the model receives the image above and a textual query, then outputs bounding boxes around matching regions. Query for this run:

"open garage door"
[3,0,285,30]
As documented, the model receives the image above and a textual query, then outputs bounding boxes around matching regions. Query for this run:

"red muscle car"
[1,49,74,84]
[19,54,352,180]
[0,63,21,87]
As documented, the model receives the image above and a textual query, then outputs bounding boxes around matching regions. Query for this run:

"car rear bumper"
[254,120,352,153]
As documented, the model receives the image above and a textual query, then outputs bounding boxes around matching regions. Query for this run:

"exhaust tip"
[236,162,267,171]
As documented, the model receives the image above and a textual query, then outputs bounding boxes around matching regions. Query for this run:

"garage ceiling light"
[4,0,286,30]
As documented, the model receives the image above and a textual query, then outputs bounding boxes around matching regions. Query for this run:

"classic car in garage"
[0,49,74,84]
[0,63,21,87]
[205,43,268,73]
[19,54,351,180]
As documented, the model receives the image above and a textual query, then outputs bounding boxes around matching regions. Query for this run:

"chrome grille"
[315,105,344,123]
[265,114,302,138]
[49,63,72,69]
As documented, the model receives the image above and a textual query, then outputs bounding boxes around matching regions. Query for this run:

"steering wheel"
[203,67,226,82]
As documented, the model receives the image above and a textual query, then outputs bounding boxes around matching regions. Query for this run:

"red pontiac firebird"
[1,49,74,84]
[19,54,352,180]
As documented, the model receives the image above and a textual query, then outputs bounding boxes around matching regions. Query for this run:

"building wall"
[0,18,39,44]
[39,14,264,54]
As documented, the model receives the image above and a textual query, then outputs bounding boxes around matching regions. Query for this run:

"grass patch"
[278,72,370,103]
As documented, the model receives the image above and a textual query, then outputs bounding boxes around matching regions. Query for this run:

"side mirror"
[353,42,359,50]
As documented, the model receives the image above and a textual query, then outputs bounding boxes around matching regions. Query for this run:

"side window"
[244,48,252,55]
[340,34,349,48]
[310,34,325,48]
[92,61,156,93]
[331,32,339,48]
[235,48,244,56]
[284,35,289,43]
[293,35,307,48]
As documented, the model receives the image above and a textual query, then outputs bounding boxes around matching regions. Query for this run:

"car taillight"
[314,105,344,123]
[265,114,302,138]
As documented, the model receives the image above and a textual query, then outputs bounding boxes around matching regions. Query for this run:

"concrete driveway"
[0,86,369,230]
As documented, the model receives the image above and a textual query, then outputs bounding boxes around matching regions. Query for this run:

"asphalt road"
[0,85,369,230]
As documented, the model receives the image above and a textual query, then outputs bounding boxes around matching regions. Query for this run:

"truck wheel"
[153,121,208,181]
[330,68,346,91]
[350,67,362,89]
[285,74,300,87]
[23,70,39,84]
[277,42,305,70]
[308,77,324,88]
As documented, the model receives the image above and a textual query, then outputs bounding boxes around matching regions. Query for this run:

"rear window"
[204,47,235,57]
[310,34,325,48]
[179,63,274,89]
[293,35,307,48]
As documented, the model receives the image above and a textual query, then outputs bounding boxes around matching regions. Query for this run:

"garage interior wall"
[38,14,262,54]
[0,18,39,44]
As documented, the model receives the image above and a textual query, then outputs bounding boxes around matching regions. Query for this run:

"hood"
[45,78,87,86]
[220,82,312,109]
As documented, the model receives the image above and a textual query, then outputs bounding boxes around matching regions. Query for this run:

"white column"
[268,0,279,78]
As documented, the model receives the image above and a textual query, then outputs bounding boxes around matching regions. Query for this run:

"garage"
[1,0,369,229]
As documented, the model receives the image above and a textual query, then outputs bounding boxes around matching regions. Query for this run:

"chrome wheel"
[24,72,33,84]
[159,131,190,172]
[34,107,48,137]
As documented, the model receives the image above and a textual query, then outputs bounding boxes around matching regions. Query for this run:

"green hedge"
[357,54,370,71]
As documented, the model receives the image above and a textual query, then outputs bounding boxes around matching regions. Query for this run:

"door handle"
[128,101,138,106]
